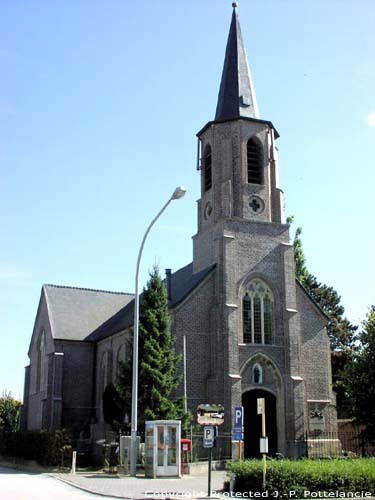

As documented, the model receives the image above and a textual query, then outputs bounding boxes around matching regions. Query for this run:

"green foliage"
[291,225,357,351]
[117,266,190,434]
[0,391,21,432]
[0,429,72,466]
[229,459,375,496]
[289,222,358,417]
[293,226,310,286]
[342,309,375,443]
[102,384,124,431]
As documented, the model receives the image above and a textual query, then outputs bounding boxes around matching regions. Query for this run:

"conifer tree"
[117,267,188,433]
[289,221,358,417]
[291,223,357,350]
[137,266,183,427]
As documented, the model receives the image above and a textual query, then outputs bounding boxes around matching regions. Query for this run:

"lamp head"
[172,186,187,200]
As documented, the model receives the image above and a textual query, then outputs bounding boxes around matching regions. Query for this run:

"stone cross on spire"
[215,2,260,121]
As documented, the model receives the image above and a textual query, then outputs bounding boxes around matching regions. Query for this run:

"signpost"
[233,406,244,460]
[257,398,267,490]
[198,404,224,497]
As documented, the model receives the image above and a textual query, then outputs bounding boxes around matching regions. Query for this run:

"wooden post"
[262,399,266,491]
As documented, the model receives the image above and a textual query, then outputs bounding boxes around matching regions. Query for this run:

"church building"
[21,4,338,458]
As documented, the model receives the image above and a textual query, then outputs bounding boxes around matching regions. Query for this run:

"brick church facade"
[22,4,338,458]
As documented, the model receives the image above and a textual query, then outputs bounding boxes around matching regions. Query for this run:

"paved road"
[0,467,107,500]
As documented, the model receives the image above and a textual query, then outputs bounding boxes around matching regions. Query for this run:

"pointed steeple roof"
[215,2,259,121]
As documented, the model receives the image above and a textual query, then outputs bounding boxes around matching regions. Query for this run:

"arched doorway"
[242,389,278,458]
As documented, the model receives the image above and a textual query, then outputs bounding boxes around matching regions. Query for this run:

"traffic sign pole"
[208,447,212,496]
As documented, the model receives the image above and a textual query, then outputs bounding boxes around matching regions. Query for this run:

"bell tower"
[193,2,284,273]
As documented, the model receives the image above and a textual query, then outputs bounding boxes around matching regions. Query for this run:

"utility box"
[145,420,181,478]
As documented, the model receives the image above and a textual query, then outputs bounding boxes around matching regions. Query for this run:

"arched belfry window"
[243,279,274,344]
[247,137,262,184]
[253,363,263,384]
[203,145,212,192]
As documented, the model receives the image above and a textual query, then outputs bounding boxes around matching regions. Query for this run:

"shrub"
[228,459,375,497]
[0,429,72,466]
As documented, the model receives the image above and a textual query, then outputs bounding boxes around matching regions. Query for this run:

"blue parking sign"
[233,406,244,441]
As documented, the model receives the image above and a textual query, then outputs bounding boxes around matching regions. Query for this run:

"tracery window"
[203,145,212,192]
[243,279,273,344]
[247,137,262,184]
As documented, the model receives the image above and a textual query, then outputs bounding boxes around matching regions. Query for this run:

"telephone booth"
[145,420,181,478]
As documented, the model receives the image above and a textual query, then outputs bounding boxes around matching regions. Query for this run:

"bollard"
[71,450,77,474]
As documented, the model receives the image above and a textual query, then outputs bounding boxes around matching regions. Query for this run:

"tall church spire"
[215,2,260,121]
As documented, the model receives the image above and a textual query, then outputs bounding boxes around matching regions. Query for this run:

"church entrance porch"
[242,389,278,458]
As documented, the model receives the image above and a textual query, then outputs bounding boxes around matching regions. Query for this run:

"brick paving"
[51,469,229,499]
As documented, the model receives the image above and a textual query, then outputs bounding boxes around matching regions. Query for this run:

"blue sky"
[1,0,374,400]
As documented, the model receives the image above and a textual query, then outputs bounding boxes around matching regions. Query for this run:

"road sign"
[197,404,224,426]
[257,398,264,415]
[233,406,244,441]
[260,437,268,454]
[203,426,215,448]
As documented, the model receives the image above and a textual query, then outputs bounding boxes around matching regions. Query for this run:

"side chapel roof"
[87,262,216,342]
[43,284,134,341]
[40,263,215,343]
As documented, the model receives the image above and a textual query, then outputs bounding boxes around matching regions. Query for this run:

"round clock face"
[249,195,264,214]
[204,202,213,220]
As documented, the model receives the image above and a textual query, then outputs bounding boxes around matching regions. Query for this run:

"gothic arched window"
[247,137,262,184]
[203,145,212,192]
[116,344,127,381]
[243,279,274,344]
[37,331,46,392]
[253,363,263,384]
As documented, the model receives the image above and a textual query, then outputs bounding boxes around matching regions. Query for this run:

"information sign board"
[233,406,244,441]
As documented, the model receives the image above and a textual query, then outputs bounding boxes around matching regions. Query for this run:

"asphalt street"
[0,467,107,500]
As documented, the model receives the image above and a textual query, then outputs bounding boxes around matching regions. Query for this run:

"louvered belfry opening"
[247,138,262,184]
[203,145,212,192]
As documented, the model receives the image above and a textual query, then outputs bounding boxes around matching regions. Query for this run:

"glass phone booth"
[145,420,181,478]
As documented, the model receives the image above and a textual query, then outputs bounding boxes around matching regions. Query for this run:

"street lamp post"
[130,186,186,476]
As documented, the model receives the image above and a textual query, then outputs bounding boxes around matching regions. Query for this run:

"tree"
[102,384,124,431]
[117,267,189,433]
[0,391,21,432]
[341,309,375,443]
[290,222,358,417]
[291,223,357,350]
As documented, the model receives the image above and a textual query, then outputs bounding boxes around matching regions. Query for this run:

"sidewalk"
[51,469,229,499]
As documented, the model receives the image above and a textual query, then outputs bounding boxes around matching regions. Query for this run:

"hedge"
[228,459,375,498]
[0,429,72,466]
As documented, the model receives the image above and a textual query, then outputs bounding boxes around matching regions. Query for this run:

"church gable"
[297,283,332,402]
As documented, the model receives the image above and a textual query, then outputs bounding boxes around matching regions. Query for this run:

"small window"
[243,279,274,344]
[253,363,263,384]
[203,145,212,192]
[247,138,262,184]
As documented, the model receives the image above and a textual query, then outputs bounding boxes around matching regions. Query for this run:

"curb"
[49,473,133,499]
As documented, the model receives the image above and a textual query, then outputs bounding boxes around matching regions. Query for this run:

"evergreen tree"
[291,224,357,350]
[341,309,375,443]
[117,267,189,433]
[138,267,183,426]
[102,384,124,431]
[290,222,358,417]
